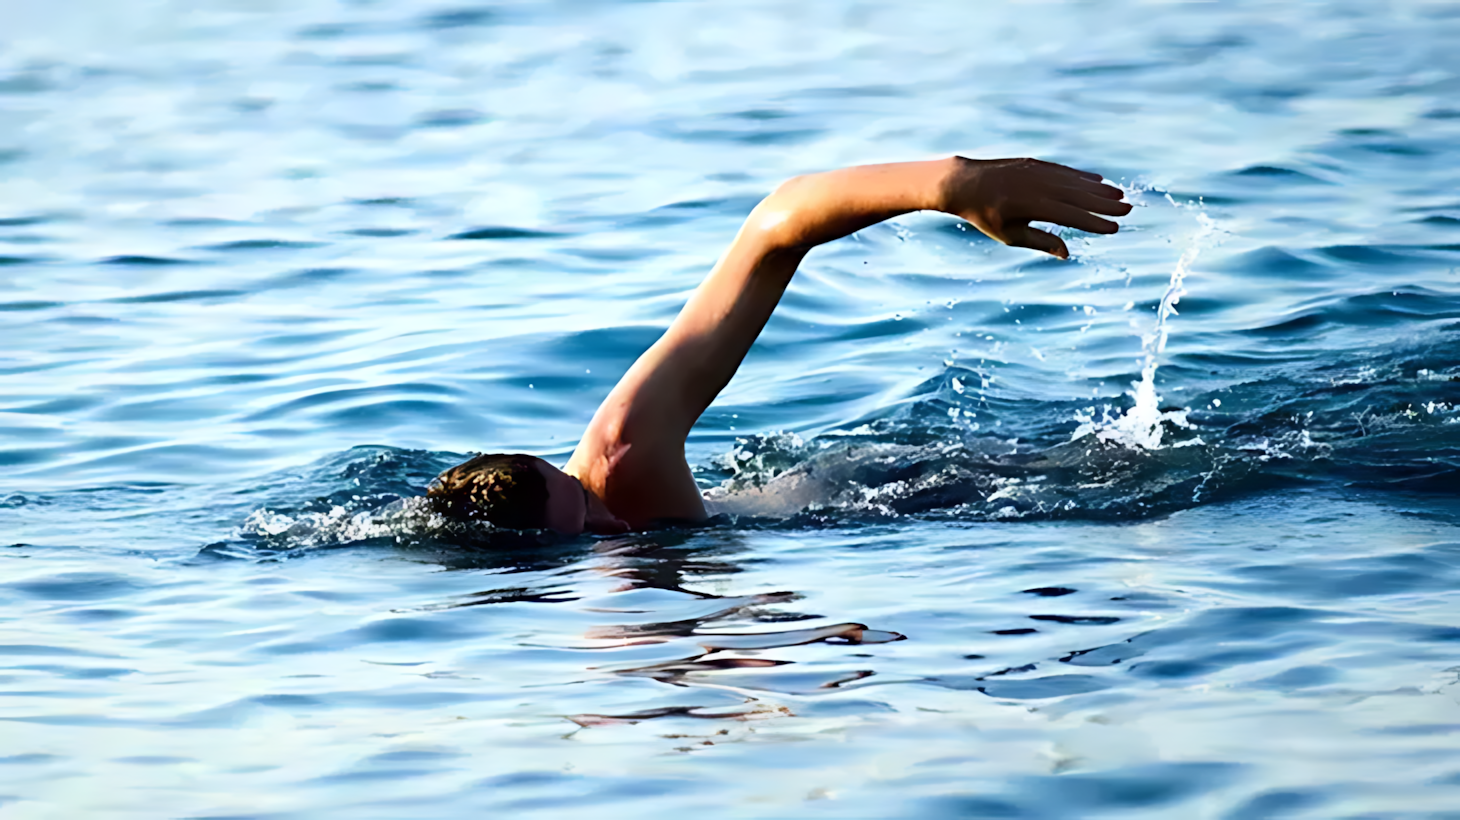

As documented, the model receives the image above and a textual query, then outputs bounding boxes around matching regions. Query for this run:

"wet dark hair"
[427,453,551,529]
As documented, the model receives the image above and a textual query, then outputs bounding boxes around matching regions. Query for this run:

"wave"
[215,329,1459,558]
[707,337,1460,522]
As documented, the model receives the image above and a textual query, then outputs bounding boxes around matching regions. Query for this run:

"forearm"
[600,155,1126,444]
[630,159,957,431]
[749,158,956,251]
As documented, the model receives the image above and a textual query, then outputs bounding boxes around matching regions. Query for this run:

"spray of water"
[1073,207,1219,450]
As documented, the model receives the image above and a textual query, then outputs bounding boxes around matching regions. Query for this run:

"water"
[3,0,1460,816]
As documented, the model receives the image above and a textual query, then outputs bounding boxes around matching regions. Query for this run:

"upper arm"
[606,205,809,444]
[564,203,806,526]
[582,160,952,455]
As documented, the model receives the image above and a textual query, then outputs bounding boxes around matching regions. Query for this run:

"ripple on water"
[97,255,197,266]
[1315,244,1424,267]
[1228,164,1332,182]
[105,289,247,304]
[921,762,1246,817]
[242,383,463,424]
[1225,547,1460,601]
[0,216,55,228]
[6,571,146,602]
[342,227,417,237]
[1212,245,1329,279]
[445,226,565,240]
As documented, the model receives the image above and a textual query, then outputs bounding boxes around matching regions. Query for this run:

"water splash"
[706,431,811,486]
[239,496,451,549]
[1074,208,1219,450]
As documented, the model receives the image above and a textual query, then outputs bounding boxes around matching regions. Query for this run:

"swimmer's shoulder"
[569,424,706,529]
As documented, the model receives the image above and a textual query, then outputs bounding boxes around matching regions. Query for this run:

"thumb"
[1005,224,1069,260]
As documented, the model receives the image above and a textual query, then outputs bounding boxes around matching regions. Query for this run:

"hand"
[939,157,1131,260]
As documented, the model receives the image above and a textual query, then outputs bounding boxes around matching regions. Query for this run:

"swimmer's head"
[427,453,627,535]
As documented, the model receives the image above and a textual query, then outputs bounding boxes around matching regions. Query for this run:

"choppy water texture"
[4,1,1460,817]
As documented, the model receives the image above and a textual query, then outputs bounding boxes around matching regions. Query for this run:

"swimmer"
[428,157,1131,533]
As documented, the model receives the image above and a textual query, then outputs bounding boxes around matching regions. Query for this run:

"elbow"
[747,176,812,250]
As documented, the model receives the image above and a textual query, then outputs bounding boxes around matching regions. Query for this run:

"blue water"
[3,1,1460,816]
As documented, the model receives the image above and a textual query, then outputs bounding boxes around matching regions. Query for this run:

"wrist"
[929,155,971,214]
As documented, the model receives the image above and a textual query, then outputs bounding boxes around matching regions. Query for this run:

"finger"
[1036,201,1120,234]
[1030,159,1104,183]
[1070,178,1128,199]
[1053,186,1134,217]
[1005,224,1069,259]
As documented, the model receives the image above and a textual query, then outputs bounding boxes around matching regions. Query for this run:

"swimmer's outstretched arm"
[566,157,1129,525]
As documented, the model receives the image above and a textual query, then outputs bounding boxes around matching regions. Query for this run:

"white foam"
[240,496,448,549]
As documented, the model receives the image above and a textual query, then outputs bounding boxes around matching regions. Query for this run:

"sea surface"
[3,1,1460,817]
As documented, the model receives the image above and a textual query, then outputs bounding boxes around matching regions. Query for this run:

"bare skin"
[532,156,1132,533]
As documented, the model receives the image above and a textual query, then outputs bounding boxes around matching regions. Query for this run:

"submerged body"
[429,156,1131,532]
